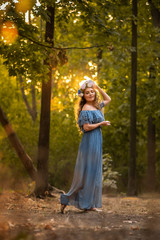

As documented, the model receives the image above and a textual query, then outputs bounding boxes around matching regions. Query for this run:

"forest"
[0,0,160,196]
[0,1,160,239]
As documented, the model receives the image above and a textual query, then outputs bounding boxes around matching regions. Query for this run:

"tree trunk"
[146,116,156,191]
[145,0,160,191]
[97,48,103,81]
[19,12,37,122]
[34,5,55,196]
[31,83,37,121]
[19,75,37,122]
[148,0,160,28]
[0,105,37,180]
[127,0,137,196]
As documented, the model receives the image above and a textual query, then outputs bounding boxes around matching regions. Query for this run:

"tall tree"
[147,114,156,191]
[0,1,57,196]
[18,11,37,122]
[146,0,160,191]
[34,4,55,196]
[0,105,37,180]
[128,0,137,196]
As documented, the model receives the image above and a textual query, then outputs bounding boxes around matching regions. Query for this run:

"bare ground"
[0,191,160,240]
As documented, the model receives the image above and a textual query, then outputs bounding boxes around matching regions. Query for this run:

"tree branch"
[19,33,106,50]
[0,104,37,181]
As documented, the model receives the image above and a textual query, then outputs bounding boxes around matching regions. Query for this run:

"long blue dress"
[60,102,105,210]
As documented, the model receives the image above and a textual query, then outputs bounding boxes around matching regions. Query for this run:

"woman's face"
[84,87,96,102]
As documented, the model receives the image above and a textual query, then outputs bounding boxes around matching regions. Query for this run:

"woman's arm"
[83,121,110,132]
[95,85,111,105]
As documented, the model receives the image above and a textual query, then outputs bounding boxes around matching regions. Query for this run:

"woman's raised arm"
[95,84,111,105]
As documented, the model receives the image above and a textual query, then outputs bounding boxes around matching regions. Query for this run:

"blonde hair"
[76,90,101,119]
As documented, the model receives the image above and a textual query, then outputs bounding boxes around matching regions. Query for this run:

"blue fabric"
[100,101,105,109]
[60,102,105,210]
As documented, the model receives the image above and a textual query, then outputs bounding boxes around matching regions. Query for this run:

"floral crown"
[78,79,94,97]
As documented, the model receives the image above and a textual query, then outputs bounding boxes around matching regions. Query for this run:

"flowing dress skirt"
[60,127,103,209]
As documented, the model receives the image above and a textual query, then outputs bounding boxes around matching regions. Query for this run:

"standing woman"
[60,79,111,213]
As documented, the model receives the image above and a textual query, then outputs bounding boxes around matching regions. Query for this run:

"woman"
[60,79,111,213]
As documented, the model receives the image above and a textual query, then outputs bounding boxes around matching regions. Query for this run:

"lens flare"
[15,0,35,13]
[0,21,18,44]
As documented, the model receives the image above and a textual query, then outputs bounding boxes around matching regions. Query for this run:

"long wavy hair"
[77,90,101,119]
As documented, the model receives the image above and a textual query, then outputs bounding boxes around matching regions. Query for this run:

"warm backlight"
[0,21,18,44]
[15,0,35,14]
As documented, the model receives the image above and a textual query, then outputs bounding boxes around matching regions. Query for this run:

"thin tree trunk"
[31,83,37,121]
[145,0,160,191]
[0,105,37,180]
[19,75,37,122]
[147,116,156,191]
[97,48,103,81]
[34,4,55,196]
[28,10,31,24]
[148,0,160,27]
[26,11,37,122]
[19,75,33,118]
[40,15,43,42]
[127,0,137,196]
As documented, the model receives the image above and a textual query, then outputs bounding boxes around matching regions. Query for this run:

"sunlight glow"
[92,72,97,79]
[25,10,34,23]
[15,0,35,13]
[64,76,71,83]
[0,2,8,10]
[88,61,97,70]
[80,76,97,86]
[0,21,18,44]
[26,79,31,83]
[108,14,113,20]
[84,76,92,81]
[51,72,99,112]
[36,0,40,6]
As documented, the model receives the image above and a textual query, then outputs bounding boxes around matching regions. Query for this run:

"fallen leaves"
[0,221,9,231]
[0,191,160,240]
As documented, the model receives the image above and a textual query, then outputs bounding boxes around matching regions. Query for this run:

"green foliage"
[49,107,80,190]
[103,153,120,191]
[0,58,39,180]
[0,0,160,193]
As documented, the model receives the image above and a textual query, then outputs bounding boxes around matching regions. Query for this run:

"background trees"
[0,0,160,195]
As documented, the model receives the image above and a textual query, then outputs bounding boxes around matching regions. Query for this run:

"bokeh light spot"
[15,0,35,14]
[0,21,18,44]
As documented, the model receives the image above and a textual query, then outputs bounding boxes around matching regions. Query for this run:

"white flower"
[81,83,86,90]
[78,92,83,97]
[87,80,93,88]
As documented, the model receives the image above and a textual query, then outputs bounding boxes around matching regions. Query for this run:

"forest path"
[0,191,160,240]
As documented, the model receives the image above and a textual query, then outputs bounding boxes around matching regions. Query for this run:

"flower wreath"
[78,79,94,97]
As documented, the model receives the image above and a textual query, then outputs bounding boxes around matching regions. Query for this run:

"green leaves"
[0,0,160,191]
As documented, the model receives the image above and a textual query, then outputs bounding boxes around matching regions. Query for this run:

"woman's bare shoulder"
[82,104,90,111]
[82,104,97,111]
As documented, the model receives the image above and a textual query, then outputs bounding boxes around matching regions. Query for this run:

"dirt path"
[0,191,160,240]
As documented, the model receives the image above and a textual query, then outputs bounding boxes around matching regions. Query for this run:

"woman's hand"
[93,84,111,105]
[83,121,110,132]
[92,81,98,89]
[101,121,111,126]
